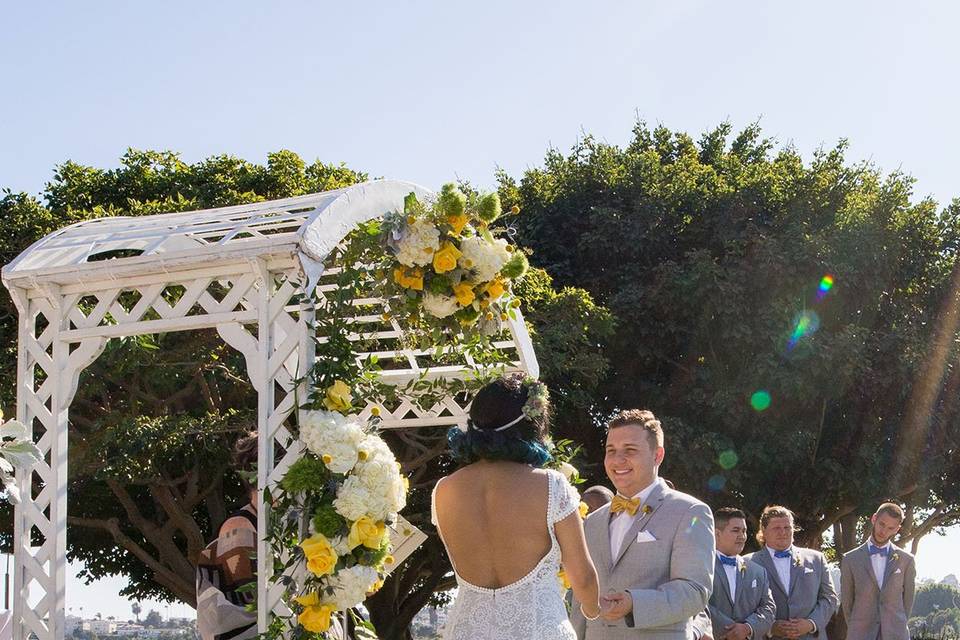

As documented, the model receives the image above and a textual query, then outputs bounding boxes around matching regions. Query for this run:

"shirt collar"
[766,545,793,559]
[869,539,892,551]
[622,477,661,504]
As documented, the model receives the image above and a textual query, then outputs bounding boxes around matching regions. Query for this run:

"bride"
[432,374,601,639]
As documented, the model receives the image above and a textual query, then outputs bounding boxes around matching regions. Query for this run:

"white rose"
[558,462,578,482]
[422,292,459,319]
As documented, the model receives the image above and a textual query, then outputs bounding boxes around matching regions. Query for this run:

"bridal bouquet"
[379,184,528,334]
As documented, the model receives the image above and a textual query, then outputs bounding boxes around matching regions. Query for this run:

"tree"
[143,610,162,628]
[498,121,960,551]
[914,583,960,618]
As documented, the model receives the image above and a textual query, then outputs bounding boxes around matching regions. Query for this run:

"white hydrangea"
[421,292,459,318]
[326,565,380,610]
[330,535,353,557]
[394,220,440,267]
[358,434,397,465]
[299,410,365,474]
[333,474,373,521]
[458,236,511,281]
[355,458,406,520]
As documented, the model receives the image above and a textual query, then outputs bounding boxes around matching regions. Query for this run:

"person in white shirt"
[707,508,776,640]
[570,409,715,640]
[840,503,915,640]
[744,506,838,640]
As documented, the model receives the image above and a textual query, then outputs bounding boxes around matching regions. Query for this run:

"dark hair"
[583,485,614,502]
[607,409,664,449]
[715,507,747,531]
[447,374,552,467]
[232,431,259,493]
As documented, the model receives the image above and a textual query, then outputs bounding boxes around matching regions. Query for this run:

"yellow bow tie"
[610,495,641,516]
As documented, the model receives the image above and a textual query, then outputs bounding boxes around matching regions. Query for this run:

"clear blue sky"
[2,0,959,621]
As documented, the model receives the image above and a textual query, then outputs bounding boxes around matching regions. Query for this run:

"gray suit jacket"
[745,547,839,640]
[840,543,916,640]
[571,481,715,640]
[708,556,776,639]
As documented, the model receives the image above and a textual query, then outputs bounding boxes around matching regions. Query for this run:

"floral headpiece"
[470,377,550,432]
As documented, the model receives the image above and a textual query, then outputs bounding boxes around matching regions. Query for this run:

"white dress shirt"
[609,478,661,557]
[869,540,890,588]
[766,546,793,595]
[718,552,739,596]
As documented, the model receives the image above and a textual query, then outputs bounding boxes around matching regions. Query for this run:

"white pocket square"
[804,567,814,574]
[636,531,657,543]
[895,568,902,574]
[751,579,758,588]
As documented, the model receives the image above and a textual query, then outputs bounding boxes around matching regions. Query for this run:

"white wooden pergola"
[1,180,538,640]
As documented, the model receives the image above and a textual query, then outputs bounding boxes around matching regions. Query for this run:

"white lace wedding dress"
[431,469,580,640]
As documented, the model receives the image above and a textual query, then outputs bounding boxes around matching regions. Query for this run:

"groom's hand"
[600,591,633,621]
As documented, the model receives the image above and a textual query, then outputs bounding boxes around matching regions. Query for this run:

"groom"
[572,409,716,639]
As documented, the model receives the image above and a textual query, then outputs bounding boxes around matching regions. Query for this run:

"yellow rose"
[393,267,424,291]
[322,380,352,412]
[447,212,469,235]
[432,242,463,274]
[578,501,589,519]
[557,568,571,590]
[348,516,386,550]
[300,534,338,577]
[367,579,384,595]
[484,278,506,301]
[295,593,336,633]
[453,282,475,306]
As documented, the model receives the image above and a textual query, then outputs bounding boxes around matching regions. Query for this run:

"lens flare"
[816,274,835,300]
[786,310,821,351]
[750,390,772,411]
[708,475,726,491]
[718,450,739,470]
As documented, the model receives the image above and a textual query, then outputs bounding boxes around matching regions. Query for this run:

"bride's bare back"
[434,460,554,588]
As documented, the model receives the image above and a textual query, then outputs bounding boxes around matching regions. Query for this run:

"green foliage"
[914,583,960,618]
[500,121,960,542]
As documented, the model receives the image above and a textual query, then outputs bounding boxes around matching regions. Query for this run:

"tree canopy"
[498,121,960,549]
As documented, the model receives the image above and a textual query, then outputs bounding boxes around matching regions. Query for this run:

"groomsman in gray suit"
[708,508,776,640]
[745,506,839,640]
[840,502,916,640]
[571,409,715,640]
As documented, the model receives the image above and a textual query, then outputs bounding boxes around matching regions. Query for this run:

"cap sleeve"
[549,470,582,524]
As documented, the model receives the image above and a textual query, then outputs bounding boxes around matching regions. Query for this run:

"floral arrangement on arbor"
[262,185,531,638]
[380,183,529,333]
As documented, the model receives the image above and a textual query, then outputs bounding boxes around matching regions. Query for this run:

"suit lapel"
[733,557,746,603]
[592,504,614,572]
[857,544,880,593]
[755,549,787,597]
[715,556,734,606]
[788,548,803,595]
[612,482,666,567]
[881,544,900,589]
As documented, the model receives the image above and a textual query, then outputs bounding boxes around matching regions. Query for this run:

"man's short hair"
[582,485,614,502]
[756,505,795,544]
[607,409,664,449]
[875,502,905,522]
[715,507,747,531]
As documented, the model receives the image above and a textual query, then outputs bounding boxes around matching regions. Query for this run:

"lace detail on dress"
[433,469,580,640]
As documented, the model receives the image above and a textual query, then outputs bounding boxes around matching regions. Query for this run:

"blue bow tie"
[774,549,792,559]
[719,554,738,566]
[869,544,889,557]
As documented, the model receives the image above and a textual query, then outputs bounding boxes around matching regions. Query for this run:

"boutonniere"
[892,552,900,562]
[738,561,746,574]
[642,505,653,516]
[793,555,802,568]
